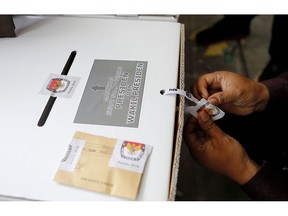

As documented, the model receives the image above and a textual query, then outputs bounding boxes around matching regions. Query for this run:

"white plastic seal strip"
[160,88,225,121]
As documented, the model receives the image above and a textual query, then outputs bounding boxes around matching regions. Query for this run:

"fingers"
[197,110,221,137]
[192,72,223,100]
[184,110,221,139]
[191,73,215,100]
[183,116,199,144]
[207,92,225,106]
[183,110,221,148]
[183,115,197,133]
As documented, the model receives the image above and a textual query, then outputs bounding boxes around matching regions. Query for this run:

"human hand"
[183,110,259,185]
[192,71,269,115]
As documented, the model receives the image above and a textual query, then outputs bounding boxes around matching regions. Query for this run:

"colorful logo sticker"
[199,101,220,117]
[47,78,70,93]
[120,141,145,161]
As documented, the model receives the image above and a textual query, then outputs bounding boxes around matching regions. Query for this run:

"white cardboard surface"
[0,15,181,201]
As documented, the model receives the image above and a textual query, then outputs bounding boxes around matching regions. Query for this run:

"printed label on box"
[74,60,148,127]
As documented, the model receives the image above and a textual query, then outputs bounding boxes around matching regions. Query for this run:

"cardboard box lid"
[0,15,182,201]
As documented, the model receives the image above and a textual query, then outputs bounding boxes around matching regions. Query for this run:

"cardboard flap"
[169,24,185,201]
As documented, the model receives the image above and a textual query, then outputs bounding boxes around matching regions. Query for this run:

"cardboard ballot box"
[0,15,184,201]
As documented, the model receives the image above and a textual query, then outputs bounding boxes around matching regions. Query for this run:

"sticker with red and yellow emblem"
[109,140,152,173]
[39,73,80,98]
[120,141,145,161]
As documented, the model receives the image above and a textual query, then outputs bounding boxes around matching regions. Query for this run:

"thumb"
[208,92,229,106]
[198,110,221,137]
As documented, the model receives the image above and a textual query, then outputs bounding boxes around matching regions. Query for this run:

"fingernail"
[201,94,207,99]
[208,98,217,105]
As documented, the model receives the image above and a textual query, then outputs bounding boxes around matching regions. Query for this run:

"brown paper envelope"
[54,131,143,200]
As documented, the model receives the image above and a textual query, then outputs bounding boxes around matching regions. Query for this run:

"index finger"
[193,72,222,99]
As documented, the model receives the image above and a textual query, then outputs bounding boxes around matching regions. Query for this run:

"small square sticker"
[39,73,80,98]
[108,140,152,173]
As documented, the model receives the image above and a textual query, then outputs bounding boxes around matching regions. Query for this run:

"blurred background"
[176,15,273,200]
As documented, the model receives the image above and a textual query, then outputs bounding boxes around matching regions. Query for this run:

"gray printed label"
[74,60,147,127]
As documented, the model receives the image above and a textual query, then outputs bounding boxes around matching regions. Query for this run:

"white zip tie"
[160,88,225,121]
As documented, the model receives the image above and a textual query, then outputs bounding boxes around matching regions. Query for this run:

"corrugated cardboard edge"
[168,24,185,201]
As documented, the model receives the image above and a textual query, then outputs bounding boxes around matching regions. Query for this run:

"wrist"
[233,159,260,185]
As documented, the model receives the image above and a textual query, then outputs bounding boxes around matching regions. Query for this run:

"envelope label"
[58,138,85,172]
[109,140,152,174]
